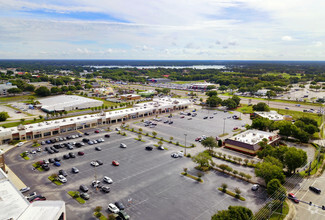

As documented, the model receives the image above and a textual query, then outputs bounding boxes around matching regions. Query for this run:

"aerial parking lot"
[132,108,250,146]
[5,120,267,220]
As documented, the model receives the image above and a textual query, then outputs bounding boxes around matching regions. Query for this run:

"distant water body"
[87,65,225,69]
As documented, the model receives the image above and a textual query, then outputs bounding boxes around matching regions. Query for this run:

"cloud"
[281,36,293,41]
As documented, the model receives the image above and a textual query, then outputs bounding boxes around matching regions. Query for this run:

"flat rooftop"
[255,111,284,121]
[228,129,279,145]
[19,200,65,220]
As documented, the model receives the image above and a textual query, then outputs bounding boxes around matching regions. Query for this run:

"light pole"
[223,118,226,135]
[184,133,187,156]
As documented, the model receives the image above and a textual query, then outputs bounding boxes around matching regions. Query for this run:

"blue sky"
[0,0,324,60]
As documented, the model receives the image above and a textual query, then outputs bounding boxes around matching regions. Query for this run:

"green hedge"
[20,153,30,160]
[218,188,245,201]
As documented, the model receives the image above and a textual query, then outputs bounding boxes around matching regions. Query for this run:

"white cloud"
[281,36,293,41]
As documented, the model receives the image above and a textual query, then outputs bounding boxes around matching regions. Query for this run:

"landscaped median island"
[68,191,85,204]
[32,162,44,171]
[48,174,62,186]
[20,152,30,160]
[181,171,203,183]
[218,184,246,201]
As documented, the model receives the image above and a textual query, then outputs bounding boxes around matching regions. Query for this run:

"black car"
[84,132,89,135]
[69,152,76,158]
[48,149,54,154]
[105,134,110,138]
[63,154,70,159]
[82,138,90,143]
[53,144,60,149]
[115,201,125,210]
[42,164,50,171]
[75,142,82,148]
[95,146,102,151]
[50,139,56,143]
[44,147,50,151]
[101,186,110,193]
[54,157,61,162]
[67,145,74,150]
[169,121,173,124]
[203,116,208,119]
[59,169,68,177]
[52,148,59,153]
[145,146,153,151]
[49,158,55,163]
[96,160,103,165]
[309,186,321,194]
[80,184,89,192]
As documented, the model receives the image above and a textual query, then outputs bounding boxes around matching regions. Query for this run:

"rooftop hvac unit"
[63,119,66,122]
[253,133,256,136]
[55,121,59,123]
[260,135,264,138]
[70,119,73,121]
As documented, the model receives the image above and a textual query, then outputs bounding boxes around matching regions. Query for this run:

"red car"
[112,160,119,166]
[78,151,84,156]
[95,130,100,133]
[195,137,201,141]
[233,127,238,130]
[180,116,185,118]
[288,193,299,203]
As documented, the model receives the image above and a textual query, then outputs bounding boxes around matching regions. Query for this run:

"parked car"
[115,202,125,210]
[25,192,37,201]
[102,186,110,193]
[233,127,239,130]
[145,146,153,151]
[107,203,120,213]
[203,116,208,119]
[95,146,102,151]
[171,153,179,158]
[309,186,321,194]
[63,154,70,159]
[71,167,79,173]
[112,160,119,166]
[78,151,84,156]
[118,210,130,220]
[103,176,113,184]
[79,184,89,192]
[90,161,99,167]
[169,121,173,124]
[105,134,110,138]
[92,180,101,187]
[288,193,299,203]
[69,152,76,158]
[95,130,100,133]
[88,141,94,145]
[20,187,31,193]
[120,143,127,148]
[251,184,259,191]
[49,158,55,163]
[59,169,68,177]
[96,160,103,165]
[54,161,61,167]
[83,138,90,143]
[84,132,89,135]
[42,164,50,171]
[30,196,46,203]
[54,157,61,162]
[58,175,67,183]
[80,193,90,200]
[158,146,165,150]
[195,137,201,141]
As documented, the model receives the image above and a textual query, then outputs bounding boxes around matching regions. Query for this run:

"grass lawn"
[270,201,289,220]
[48,176,63,186]
[218,188,246,201]
[0,95,37,103]
[1,118,45,128]
[68,191,86,204]
[19,153,30,160]
[271,108,323,126]
[262,72,301,79]
[237,105,254,114]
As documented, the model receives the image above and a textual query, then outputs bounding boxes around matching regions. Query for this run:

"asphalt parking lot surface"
[132,109,249,146]
[5,125,267,220]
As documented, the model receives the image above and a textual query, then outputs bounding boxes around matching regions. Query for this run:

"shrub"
[233,170,238,175]
[176,141,179,146]
[187,153,191,158]
[191,143,196,148]
[221,183,228,192]
[95,212,102,218]
[145,133,149,136]
[94,206,102,212]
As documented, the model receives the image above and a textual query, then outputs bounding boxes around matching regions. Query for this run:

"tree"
[264,156,283,168]
[206,90,218,97]
[267,179,286,198]
[284,147,307,173]
[266,90,276,99]
[35,86,51,96]
[221,183,228,192]
[234,187,241,198]
[255,161,285,184]
[218,85,228,93]
[222,99,237,109]
[206,85,216,90]
[183,168,188,175]
[51,86,60,94]
[192,152,212,168]
[201,136,218,152]
[152,131,157,137]
[211,206,253,220]
[206,95,222,107]
[7,88,22,96]
[0,111,9,121]
[94,206,102,212]
[252,102,270,111]
[231,95,241,107]
[251,117,272,131]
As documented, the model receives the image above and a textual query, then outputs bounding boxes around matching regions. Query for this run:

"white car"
[90,161,99,167]
[177,151,184,157]
[58,175,67,183]
[120,143,127,148]
[17,142,24,147]
[103,176,113,184]
[171,153,179,158]
[92,180,101,187]
[251,184,259,191]
[107,203,120,213]
[20,187,30,193]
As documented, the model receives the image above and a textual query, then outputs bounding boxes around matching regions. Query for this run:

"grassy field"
[0,95,37,103]
[269,201,289,220]
[1,118,44,128]
[272,108,323,126]
[262,72,301,79]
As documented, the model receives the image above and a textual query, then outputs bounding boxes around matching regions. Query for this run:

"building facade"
[0,98,191,144]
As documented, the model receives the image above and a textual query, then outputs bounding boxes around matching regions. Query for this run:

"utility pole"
[184,133,187,156]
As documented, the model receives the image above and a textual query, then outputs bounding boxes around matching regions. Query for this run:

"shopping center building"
[0,97,191,144]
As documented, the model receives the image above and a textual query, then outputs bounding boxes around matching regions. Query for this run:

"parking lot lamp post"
[184,133,187,156]
[223,118,226,135]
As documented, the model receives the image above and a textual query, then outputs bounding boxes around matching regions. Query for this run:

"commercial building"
[253,111,284,121]
[224,129,280,155]
[0,97,191,144]
[37,95,103,113]
[0,168,65,220]
[147,78,172,83]
[0,83,18,96]
[187,83,215,91]
[120,94,141,100]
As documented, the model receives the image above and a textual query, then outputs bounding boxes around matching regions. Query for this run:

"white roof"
[229,129,279,145]
[18,201,65,220]
[255,111,284,121]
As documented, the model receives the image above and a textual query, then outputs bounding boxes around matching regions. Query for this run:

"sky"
[0,0,325,60]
